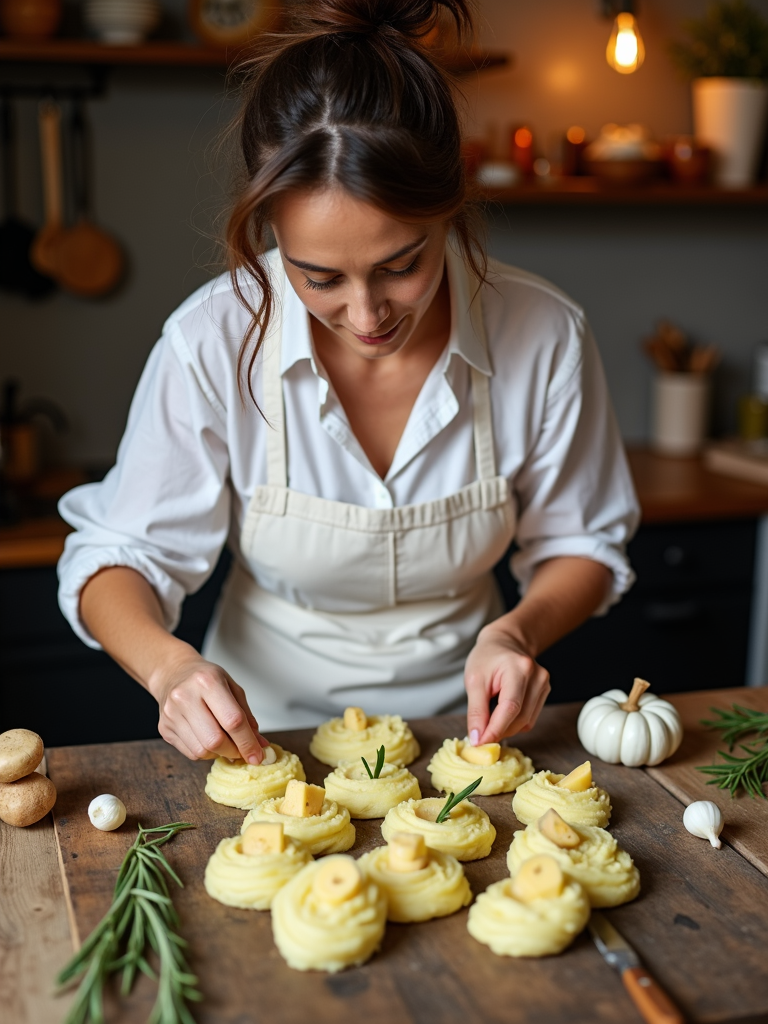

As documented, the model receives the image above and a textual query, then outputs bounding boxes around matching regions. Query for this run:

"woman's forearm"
[80,566,196,695]
[483,556,613,655]
[79,566,266,763]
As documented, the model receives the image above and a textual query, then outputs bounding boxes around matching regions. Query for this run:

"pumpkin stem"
[620,677,651,713]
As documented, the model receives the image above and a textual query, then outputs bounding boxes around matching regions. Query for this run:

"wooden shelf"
[480,178,768,206]
[0,38,509,74]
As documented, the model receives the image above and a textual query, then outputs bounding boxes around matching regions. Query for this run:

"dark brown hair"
[227,0,485,404]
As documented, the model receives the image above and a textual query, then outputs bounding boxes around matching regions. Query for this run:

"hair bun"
[291,0,474,42]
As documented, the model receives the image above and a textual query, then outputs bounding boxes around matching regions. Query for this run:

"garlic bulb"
[88,794,127,832]
[683,801,723,849]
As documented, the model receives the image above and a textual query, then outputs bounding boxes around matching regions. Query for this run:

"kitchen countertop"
[3,687,768,1024]
[3,446,768,570]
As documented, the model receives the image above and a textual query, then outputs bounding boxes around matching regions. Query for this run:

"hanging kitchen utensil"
[0,94,56,298]
[30,99,65,278]
[54,98,124,298]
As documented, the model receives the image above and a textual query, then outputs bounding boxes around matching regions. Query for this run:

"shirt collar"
[278,240,492,377]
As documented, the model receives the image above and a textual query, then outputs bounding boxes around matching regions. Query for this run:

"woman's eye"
[303,277,339,292]
[384,258,420,279]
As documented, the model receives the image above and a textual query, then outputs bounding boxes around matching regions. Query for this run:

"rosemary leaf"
[436,777,483,823]
[361,756,374,779]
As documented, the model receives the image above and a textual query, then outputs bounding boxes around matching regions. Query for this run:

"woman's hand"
[464,623,551,744]
[149,651,268,764]
[464,557,613,745]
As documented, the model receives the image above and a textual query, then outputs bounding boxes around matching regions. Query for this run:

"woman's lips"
[351,320,403,345]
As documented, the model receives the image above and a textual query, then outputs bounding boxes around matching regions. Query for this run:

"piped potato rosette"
[428,738,534,796]
[205,744,306,809]
[357,841,472,922]
[241,797,355,856]
[381,796,495,861]
[507,817,640,908]
[512,766,611,828]
[271,856,387,973]
[323,760,421,819]
[309,710,419,768]
[467,874,590,957]
[204,832,312,910]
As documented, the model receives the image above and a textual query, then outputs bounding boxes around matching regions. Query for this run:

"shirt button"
[374,483,391,509]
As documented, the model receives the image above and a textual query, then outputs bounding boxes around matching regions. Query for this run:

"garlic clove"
[683,800,723,849]
[261,746,277,765]
[88,793,127,832]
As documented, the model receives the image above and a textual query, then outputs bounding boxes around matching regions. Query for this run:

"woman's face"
[270,189,449,361]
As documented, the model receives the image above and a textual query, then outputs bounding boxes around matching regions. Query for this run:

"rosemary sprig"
[57,821,200,1024]
[697,705,768,799]
[361,745,386,780]
[436,777,483,824]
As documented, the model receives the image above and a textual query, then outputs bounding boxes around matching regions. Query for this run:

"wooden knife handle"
[622,966,685,1024]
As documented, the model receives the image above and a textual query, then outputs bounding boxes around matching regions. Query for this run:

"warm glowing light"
[514,127,533,148]
[566,126,586,145]
[606,12,644,74]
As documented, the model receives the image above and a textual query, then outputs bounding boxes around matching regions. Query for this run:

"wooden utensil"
[30,99,65,278]
[0,94,55,298]
[54,99,123,298]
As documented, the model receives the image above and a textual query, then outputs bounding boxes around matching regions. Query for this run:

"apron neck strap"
[470,366,497,480]
[262,259,288,488]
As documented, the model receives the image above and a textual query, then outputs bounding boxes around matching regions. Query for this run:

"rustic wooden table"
[2,688,768,1024]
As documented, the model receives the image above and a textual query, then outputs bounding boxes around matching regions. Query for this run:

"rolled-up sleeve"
[57,323,231,647]
[510,314,640,613]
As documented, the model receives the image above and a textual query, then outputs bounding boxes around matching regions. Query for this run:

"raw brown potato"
[0,772,57,826]
[0,728,44,783]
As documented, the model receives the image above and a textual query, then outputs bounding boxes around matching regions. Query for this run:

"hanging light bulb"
[606,10,645,74]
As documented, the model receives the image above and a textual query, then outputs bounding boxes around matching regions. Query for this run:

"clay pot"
[0,0,61,38]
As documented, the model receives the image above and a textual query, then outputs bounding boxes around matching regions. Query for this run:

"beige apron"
[204,263,517,730]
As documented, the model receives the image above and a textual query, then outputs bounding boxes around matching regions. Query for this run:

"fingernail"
[247,753,262,765]
[470,729,480,746]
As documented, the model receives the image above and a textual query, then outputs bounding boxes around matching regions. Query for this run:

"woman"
[58,0,639,767]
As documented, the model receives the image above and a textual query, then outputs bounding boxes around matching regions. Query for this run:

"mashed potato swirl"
[309,714,419,768]
[506,821,639,908]
[381,797,495,861]
[357,844,472,922]
[428,738,534,796]
[204,834,312,910]
[467,877,590,957]
[205,744,306,809]
[512,770,611,827]
[271,857,387,972]
[323,761,421,818]
[241,797,355,856]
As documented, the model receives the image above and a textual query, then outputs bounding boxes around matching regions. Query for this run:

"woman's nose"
[347,291,389,335]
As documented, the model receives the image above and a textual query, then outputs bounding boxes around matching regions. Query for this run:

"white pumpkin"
[577,678,683,767]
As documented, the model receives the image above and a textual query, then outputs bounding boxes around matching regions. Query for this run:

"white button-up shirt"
[58,247,640,647]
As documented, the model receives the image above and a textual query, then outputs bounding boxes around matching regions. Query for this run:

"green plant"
[57,821,200,1024]
[361,745,386,779]
[697,705,768,798]
[436,777,483,823]
[669,0,768,78]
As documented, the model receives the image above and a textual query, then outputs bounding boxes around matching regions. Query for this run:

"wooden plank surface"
[46,702,768,1024]
[646,687,768,879]
[0,802,75,1024]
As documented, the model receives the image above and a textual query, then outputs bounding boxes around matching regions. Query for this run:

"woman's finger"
[202,678,265,764]
[480,657,537,742]
[465,668,490,746]
[517,674,551,734]
[160,726,201,762]
[229,679,270,749]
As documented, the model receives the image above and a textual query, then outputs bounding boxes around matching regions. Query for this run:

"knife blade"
[588,912,685,1024]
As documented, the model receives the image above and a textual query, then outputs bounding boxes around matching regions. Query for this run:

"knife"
[588,912,685,1024]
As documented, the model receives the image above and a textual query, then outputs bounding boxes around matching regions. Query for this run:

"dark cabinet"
[494,519,756,703]
[0,552,231,747]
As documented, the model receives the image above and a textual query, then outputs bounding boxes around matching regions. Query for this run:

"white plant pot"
[652,373,711,457]
[84,0,159,44]
[692,77,768,188]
